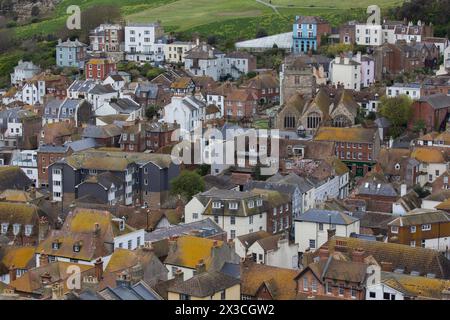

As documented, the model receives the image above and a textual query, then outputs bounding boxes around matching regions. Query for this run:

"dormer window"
[256,199,263,207]
[212,201,221,209]
[229,202,238,210]
[119,219,125,231]
[73,242,81,252]
[248,200,254,208]
[13,224,20,235]
[52,240,61,250]
[391,226,399,234]
[1,223,8,234]
[25,225,33,236]
[395,163,401,170]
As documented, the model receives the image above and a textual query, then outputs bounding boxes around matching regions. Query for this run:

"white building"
[124,23,165,64]
[20,80,46,105]
[164,41,195,64]
[10,150,38,186]
[330,56,361,91]
[294,209,360,253]
[223,52,256,79]
[243,233,299,270]
[444,46,450,70]
[163,95,206,132]
[184,43,226,81]
[87,84,119,111]
[10,60,41,86]
[185,189,268,240]
[94,97,142,121]
[355,24,383,46]
[386,83,421,100]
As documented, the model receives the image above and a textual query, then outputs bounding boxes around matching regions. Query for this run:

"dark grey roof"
[38,144,69,153]
[204,175,238,190]
[68,80,95,92]
[244,180,298,195]
[109,98,140,113]
[136,82,159,99]
[59,99,84,119]
[220,263,241,279]
[66,138,98,152]
[418,94,450,110]
[57,39,87,48]
[295,15,328,24]
[145,218,224,242]
[88,84,117,95]
[357,180,398,197]
[266,172,314,193]
[295,209,359,225]
[99,281,161,300]
[167,271,240,297]
[82,124,122,139]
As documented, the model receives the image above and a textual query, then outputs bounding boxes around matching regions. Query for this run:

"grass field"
[13,0,404,40]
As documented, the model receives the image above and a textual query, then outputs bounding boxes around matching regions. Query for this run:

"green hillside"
[14,0,403,40]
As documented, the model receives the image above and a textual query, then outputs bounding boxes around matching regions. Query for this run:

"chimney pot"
[94,258,103,280]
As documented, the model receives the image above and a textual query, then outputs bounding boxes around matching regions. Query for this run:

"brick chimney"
[39,252,49,267]
[380,261,394,272]
[195,259,206,274]
[327,228,336,240]
[318,246,330,261]
[351,248,365,263]
[94,258,103,281]
[94,222,100,236]
[174,268,184,280]
[9,265,17,282]
[40,272,52,285]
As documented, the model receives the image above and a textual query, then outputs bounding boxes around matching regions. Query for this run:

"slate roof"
[296,209,358,225]
[266,172,314,193]
[167,271,240,297]
[418,94,450,110]
[99,280,162,300]
[144,218,224,243]
[88,84,117,95]
[82,124,122,139]
[79,172,123,190]
[108,98,141,113]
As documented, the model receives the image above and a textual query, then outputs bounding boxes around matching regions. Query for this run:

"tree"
[145,105,159,120]
[170,170,205,200]
[379,95,413,138]
[196,164,210,176]
[0,29,13,53]
[412,119,426,133]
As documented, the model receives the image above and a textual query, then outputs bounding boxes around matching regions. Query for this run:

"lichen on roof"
[165,236,224,269]
[2,246,36,269]
[411,147,445,163]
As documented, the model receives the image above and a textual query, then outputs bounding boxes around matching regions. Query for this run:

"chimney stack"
[94,222,100,236]
[39,252,49,267]
[351,248,365,263]
[9,265,17,282]
[318,246,330,261]
[40,272,52,285]
[94,258,103,281]
[380,261,394,272]
[174,268,184,280]
[195,259,206,274]
[327,228,336,240]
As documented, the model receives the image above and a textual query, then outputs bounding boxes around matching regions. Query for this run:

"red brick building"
[145,121,179,152]
[243,72,280,104]
[224,88,258,120]
[37,144,72,188]
[314,127,381,177]
[295,247,368,300]
[85,58,117,81]
[408,94,450,133]
[120,122,145,152]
